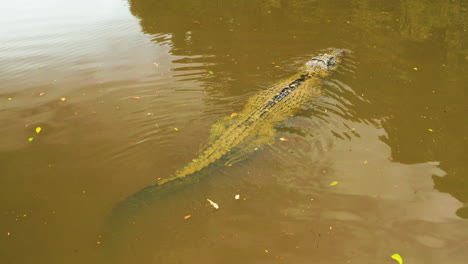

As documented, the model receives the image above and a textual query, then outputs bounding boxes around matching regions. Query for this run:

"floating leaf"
[60,97,66,101]
[391,253,403,264]
[207,199,219,209]
[279,137,289,141]
[428,128,433,132]
[208,71,214,75]
[183,215,192,220]
[132,96,140,99]
[329,181,338,186]
[230,113,238,118]
[174,128,179,131]
[8,98,12,101]
[28,137,34,142]
[413,67,418,71]
[235,194,240,200]
[35,127,42,134]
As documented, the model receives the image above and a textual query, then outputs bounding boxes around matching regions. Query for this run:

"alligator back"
[106,48,345,232]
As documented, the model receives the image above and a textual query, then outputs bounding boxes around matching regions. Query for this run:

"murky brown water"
[1,0,467,263]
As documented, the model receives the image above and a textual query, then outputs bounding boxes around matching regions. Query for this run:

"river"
[0,0,467,263]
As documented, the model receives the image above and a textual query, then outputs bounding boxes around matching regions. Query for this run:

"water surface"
[1,0,467,263]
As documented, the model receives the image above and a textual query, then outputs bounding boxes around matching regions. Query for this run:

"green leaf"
[28,137,34,142]
[391,253,403,264]
[329,181,338,186]
[36,127,42,134]
[208,71,214,75]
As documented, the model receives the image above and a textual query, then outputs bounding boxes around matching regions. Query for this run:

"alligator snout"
[305,48,345,71]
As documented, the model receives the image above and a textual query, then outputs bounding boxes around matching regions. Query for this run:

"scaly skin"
[106,49,345,232]
[161,48,345,184]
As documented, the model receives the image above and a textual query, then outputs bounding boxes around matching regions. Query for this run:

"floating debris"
[35,127,42,134]
[391,253,403,264]
[230,113,238,118]
[132,96,141,99]
[184,215,192,220]
[208,71,214,75]
[413,67,418,71]
[174,127,179,131]
[60,97,66,101]
[428,128,433,132]
[329,181,338,186]
[207,199,219,209]
[279,137,289,141]
[234,194,240,200]
[28,137,34,142]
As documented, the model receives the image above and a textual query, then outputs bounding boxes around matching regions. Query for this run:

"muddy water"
[1,0,467,263]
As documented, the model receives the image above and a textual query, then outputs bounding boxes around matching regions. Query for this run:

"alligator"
[106,48,345,231]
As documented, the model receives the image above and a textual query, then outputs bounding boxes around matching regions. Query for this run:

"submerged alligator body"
[107,48,345,229]
[160,49,344,184]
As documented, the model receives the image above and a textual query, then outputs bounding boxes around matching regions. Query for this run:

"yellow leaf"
[428,128,433,132]
[60,97,66,101]
[230,113,238,118]
[329,181,338,186]
[279,137,289,141]
[413,67,418,71]
[28,137,34,142]
[174,128,179,131]
[391,253,403,264]
[8,98,12,101]
[183,215,192,220]
[35,127,42,134]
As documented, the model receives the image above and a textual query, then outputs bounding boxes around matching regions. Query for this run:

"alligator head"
[304,48,345,74]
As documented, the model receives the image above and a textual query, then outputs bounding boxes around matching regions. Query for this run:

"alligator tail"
[103,171,203,240]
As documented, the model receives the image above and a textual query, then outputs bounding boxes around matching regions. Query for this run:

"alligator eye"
[327,56,336,67]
